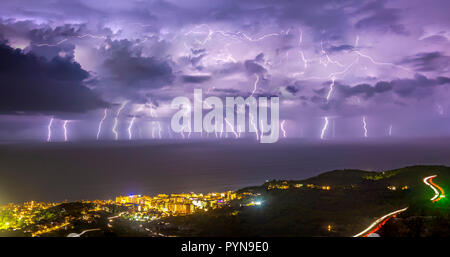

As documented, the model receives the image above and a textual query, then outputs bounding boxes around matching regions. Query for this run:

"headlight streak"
[353,207,408,237]
[355,174,445,237]
[423,175,445,202]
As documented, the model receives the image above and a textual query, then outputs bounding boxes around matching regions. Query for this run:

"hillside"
[160,165,449,237]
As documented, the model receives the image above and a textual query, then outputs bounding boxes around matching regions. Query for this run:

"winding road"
[423,175,445,202]
[353,207,408,237]
[354,174,445,237]
[67,228,101,237]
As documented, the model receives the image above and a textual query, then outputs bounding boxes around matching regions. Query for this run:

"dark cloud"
[326,44,354,53]
[28,24,83,43]
[191,48,206,55]
[0,32,6,44]
[182,74,211,83]
[24,24,86,60]
[0,43,108,114]
[0,0,449,139]
[179,49,207,70]
[244,53,267,75]
[103,39,175,88]
[285,85,299,95]
[335,74,449,100]
[211,88,242,96]
[27,43,76,61]
[338,81,393,98]
[400,52,450,73]
[392,74,450,98]
[355,0,408,35]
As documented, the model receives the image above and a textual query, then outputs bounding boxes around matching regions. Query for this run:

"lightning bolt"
[260,119,265,138]
[326,76,336,101]
[353,50,412,72]
[281,120,287,138]
[249,113,259,141]
[157,122,162,139]
[224,117,239,139]
[180,129,185,139]
[299,51,309,70]
[251,74,260,97]
[96,108,108,140]
[128,116,136,140]
[76,34,107,40]
[151,121,162,139]
[237,31,285,42]
[320,41,345,68]
[168,125,173,138]
[320,117,329,140]
[388,124,393,136]
[129,104,145,140]
[295,28,310,73]
[146,102,163,140]
[184,25,234,45]
[34,39,68,47]
[34,33,107,47]
[47,117,54,142]
[249,75,260,141]
[185,24,288,47]
[63,120,69,142]
[113,101,128,141]
[362,116,368,138]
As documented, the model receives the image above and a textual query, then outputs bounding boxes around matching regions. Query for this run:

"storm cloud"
[0,0,449,140]
[0,43,108,114]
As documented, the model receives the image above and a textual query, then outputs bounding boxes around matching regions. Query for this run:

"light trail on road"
[67,228,101,237]
[355,174,446,237]
[353,207,408,237]
[423,175,445,202]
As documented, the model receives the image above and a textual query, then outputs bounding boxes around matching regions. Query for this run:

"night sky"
[1,1,450,204]
[0,0,449,141]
